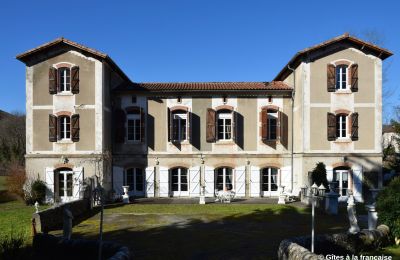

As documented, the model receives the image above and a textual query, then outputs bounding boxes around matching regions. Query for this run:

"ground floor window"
[261,168,278,193]
[216,167,233,191]
[125,168,144,194]
[58,170,73,198]
[171,167,188,196]
[333,168,349,196]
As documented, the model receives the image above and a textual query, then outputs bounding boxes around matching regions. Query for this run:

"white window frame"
[217,112,232,141]
[124,168,144,194]
[126,114,141,142]
[171,168,189,196]
[58,67,71,92]
[336,65,348,90]
[58,170,73,200]
[173,113,187,142]
[59,116,71,140]
[336,114,348,139]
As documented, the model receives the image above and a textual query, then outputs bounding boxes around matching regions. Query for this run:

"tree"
[310,162,329,189]
[0,111,25,168]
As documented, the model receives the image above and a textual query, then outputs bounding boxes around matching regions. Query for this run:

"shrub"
[310,162,329,189]
[24,179,47,205]
[376,177,400,241]
[6,164,26,199]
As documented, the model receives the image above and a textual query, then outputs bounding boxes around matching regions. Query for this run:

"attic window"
[222,96,228,104]
[268,96,273,103]
[177,96,182,103]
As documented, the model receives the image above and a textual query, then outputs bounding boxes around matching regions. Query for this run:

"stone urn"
[122,185,130,204]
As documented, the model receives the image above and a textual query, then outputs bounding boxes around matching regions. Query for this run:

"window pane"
[66,173,73,196]
[216,168,223,190]
[127,169,134,190]
[135,119,141,140]
[136,169,143,191]
[173,119,179,140]
[225,119,231,139]
[271,169,278,191]
[218,119,224,139]
[181,184,188,191]
[59,174,65,197]
[269,118,277,139]
[180,119,186,140]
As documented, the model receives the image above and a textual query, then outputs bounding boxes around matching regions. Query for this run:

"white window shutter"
[72,167,84,200]
[235,166,246,197]
[45,167,54,203]
[189,166,200,197]
[204,166,215,197]
[352,169,363,202]
[145,167,155,198]
[159,167,169,197]
[113,166,124,195]
[250,166,260,197]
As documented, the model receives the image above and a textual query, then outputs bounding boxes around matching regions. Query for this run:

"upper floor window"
[327,63,358,93]
[336,114,347,138]
[58,67,71,92]
[327,112,358,141]
[217,110,232,140]
[335,65,347,90]
[172,112,187,141]
[49,114,80,142]
[49,66,79,95]
[127,113,141,141]
[59,115,71,140]
[267,110,278,140]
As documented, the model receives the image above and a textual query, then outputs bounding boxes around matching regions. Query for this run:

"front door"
[216,168,233,192]
[171,168,189,197]
[261,168,279,197]
[126,168,145,197]
[334,170,349,196]
[58,170,73,202]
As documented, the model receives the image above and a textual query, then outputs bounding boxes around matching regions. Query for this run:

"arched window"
[335,65,348,90]
[217,109,232,140]
[170,167,188,196]
[55,168,73,201]
[261,167,279,195]
[215,167,233,191]
[333,166,350,196]
[58,67,71,92]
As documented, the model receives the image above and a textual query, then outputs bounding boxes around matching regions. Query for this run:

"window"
[217,111,232,140]
[177,96,182,103]
[59,171,73,198]
[171,168,188,195]
[172,113,187,141]
[336,114,347,138]
[216,167,233,191]
[335,65,348,90]
[125,168,144,193]
[131,95,137,103]
[333,169,349,196]
[127,113,141,141]
[58,67,71,92]
[59,116,71,140]
[262,168,278,193]
[222,96,228,104]
[267,110,278,140]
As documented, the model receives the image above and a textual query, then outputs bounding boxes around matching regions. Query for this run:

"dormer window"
[58,67,71,92]
[335,65,348,90]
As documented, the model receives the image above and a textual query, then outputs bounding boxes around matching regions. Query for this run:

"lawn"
[52,203,349,259]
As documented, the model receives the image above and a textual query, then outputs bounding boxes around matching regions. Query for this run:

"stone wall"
[278,225,390,259]
[32,199,93,233]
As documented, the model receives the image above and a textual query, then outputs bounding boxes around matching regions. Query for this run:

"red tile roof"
[115,81,292,92]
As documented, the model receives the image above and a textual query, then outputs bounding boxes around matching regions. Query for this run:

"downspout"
[287,65,295,193]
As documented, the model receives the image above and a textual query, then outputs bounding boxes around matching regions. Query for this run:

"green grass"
[57,204,348,259]
[0,176,7,191]
[365,244,400,257]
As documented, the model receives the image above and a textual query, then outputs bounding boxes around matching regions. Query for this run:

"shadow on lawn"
[71,206,348,260]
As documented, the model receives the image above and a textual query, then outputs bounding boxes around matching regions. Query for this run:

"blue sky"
[1,0,399,123]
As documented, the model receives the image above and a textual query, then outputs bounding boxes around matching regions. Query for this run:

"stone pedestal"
[278,186,286,204]
[122,186,130,204]
[365,204,378,230]
[199,195,206,204]
[324,191,340,215]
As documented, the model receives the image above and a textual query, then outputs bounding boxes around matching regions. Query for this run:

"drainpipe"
[287,65,296,193]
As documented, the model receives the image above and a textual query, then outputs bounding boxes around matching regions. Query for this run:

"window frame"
[336,114,348,139]
[172,112,188,142]
[335,64,348,91]
[217,111,233,141]
[58,67,71,93]
[126,113,141,142]
[58,115,71,140]
[267,109,278,141]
